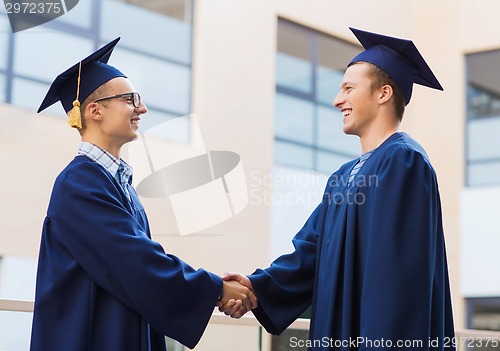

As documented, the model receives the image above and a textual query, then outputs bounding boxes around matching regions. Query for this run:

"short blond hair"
[78,83,110,130]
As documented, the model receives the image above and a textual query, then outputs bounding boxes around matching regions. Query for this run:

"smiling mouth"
[131,119,139,125]
[342,110,351,117]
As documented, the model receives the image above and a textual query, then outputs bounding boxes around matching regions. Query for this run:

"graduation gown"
[250,132,455,350]
[30,155,222,351]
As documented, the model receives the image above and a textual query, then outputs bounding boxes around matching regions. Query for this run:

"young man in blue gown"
[221,28,455,351]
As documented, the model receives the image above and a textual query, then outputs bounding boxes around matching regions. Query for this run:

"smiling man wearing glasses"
[31,38,257,351]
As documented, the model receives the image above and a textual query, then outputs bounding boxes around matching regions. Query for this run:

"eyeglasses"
[94,92,141,108]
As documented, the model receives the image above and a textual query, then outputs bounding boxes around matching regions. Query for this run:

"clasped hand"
[216,273,258,319]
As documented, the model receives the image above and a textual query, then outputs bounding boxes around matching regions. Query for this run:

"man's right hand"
[217,273,258,319]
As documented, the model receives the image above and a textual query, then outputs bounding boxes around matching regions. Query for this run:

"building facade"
[1,0,500,349]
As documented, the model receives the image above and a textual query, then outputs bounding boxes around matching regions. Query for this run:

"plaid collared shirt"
[78,142,132,201]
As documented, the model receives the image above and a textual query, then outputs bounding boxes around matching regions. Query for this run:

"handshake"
[216,272,257,319]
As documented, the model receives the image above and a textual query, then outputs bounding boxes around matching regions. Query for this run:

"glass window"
[0,15,8,70]
[13,29,93,82]
[3,0,194,128]
[466,49,500,186]
[468,118,500,162]
[0,74,5,103]
[275,19,361,173]
[277,21,312,94]
[316,151,352,175]
[111,47,191,115]
[54,0,92,29]
[316,33,361,105]
[276,52,311,94]
[101,0,192,64]
[275,93,314,145]
[467,162,500,187]
[0,311,33,351]
[316,106,358,155]
[316,65,343,105]
[274,140,313,170]
[467,298,500,331]
[12,77,63,115]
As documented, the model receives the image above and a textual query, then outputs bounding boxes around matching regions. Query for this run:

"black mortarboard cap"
[348,27,443,105]
[37,37,126,128]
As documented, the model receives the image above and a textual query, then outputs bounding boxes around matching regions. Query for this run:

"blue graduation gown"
[250,133,455,350]
[31,155,222,351]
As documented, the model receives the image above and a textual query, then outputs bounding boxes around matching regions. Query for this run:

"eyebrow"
[339,81,354,90]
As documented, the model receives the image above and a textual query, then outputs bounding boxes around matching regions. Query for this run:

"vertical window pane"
[275,20,362,173]
[118,0,192,22]
[316,66,343,105]
[13,30,93,82]
[468,118,500,162]
[55,0,92,29]
[277,21,312,94]
[467,298,500,330]
[0,74,5,103]
[276,52,311,93]
[316,34,361,105]
[467,50,500,119]
[468,162,500,186]
[0,15,8,70]
[12,78,63,115]
[467,49,500,186]
[317,106,359,156]
[275,93,314,145]
[317,151,352,175]
[0,311,33,351]
[111,48,191,115]
[274,140,313,170]
[102,0,192,64]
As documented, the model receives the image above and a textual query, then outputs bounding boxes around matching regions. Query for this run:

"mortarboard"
[348,27,443,105]
[37,37,126,129]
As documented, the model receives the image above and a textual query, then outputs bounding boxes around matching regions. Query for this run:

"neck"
[359,119,400,154]
[82,135,122,159]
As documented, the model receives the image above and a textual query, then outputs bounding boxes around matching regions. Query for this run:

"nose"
[136,101,148,114]
[333,91,344,109]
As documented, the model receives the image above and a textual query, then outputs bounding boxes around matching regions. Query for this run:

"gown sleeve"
[357,147,454,349]
[249,200,326,335]
[47,161,222,348]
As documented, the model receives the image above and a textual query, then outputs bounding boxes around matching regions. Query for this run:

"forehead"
[104,76,135,93]
[342,62,372,83]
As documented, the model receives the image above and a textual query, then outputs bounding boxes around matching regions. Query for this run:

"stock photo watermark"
[248,171,379,207]
[290,336,500,349]
[3,0,79,32]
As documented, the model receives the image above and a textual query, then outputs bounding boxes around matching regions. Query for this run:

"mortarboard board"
[348,27,443,105]
[37,37,126,129]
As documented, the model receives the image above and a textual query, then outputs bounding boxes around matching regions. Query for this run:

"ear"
[378,84,393,105]
[86,102,103,122]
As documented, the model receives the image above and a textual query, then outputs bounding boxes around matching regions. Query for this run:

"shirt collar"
[78,142,133,185]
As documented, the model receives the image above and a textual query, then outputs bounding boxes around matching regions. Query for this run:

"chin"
[343,126,353,135]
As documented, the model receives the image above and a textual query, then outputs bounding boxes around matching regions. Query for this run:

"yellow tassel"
[67,100,82,129]
[68,61,82,129]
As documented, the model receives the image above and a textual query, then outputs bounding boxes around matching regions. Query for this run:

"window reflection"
[468,298,500,331]
[120,0,192,22]
[275,93,314,144]
[275,19,360,173]
[0,15,8,71]
[0,74,5,103]
[466,49,500,186]
[277,22,312,94]
[102,0,193,64]
[1,0,194,137]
